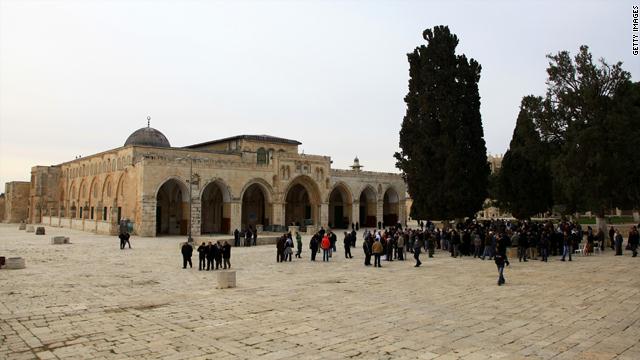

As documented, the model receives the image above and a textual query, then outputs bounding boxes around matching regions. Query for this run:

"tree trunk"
[595,209,607,234]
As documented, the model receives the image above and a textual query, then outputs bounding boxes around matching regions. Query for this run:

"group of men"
[234,227,258,247]
[180,240,232,270]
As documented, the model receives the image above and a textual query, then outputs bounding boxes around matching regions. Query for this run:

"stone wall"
[4,181,30,223]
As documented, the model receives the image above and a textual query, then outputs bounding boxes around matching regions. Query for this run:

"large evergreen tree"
[395,26,489,221]
[497,96,553,219]
[535,46,633,229]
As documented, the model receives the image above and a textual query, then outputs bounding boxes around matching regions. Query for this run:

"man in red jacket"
[321,234,331,262]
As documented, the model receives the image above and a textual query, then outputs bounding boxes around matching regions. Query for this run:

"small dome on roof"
[124,117,170,147]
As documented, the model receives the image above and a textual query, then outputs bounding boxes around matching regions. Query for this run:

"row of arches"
[155,175,401,236]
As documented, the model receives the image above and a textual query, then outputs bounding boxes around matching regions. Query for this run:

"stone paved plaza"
[1,224,639,360]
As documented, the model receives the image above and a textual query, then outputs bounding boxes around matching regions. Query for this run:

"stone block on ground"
[217,270,236,289]
[18,223,26,230]
[5,257,26,269]
[51,236,70,245]
[26,225,35,232]
[36,227,46,235]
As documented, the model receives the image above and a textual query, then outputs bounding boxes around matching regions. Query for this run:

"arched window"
[257,148,268,165]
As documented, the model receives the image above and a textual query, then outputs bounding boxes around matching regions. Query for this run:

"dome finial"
[147,115,151,128]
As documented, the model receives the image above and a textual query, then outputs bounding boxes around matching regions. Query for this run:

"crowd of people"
[124,216,638,285]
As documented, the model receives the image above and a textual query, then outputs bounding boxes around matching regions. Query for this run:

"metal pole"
[188,157,193,242]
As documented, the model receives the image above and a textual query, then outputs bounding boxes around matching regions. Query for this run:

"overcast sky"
[1,0,637,189]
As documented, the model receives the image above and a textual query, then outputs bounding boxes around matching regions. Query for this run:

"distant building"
[7,124,407,236]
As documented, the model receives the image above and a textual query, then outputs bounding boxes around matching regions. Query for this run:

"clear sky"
[1,0,637,190]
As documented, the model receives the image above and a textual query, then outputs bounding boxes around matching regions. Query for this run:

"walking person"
[284,235,293,262]
[197,242,207,271]
[181,241,193,269]
[495,235,509,285]
[295,231,302,258]
[118,231,130,250]
[397,232,405,261]
[372,238,384,267]
[413,235,423,267]
[222,241,231,269]
[214,241,223,269]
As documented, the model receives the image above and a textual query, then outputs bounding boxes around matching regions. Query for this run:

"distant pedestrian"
[614,230,624,256]
[181,242,193,269]
[197,242,207,270]
[344,232,353,258]
[234,228,240,247]
[309,234,319,261]
[295,232,302,258]
[321,234,331,262]
[372,239,383,267]
[413,236,423,267]
[222,241,231,269]
[118,232,130,250]
[629,226,639,257]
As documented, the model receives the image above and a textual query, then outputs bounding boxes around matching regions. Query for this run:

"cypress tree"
[395,26,489,221]
[497,96,553,219]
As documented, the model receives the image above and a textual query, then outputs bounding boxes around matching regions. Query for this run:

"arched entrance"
[285,176,321,230]
[201,181,231,234]
[359,186,377,228]
[383,187,399,227]
[242,184,266,229]
[328,184,352,229]
[156,179,188,235]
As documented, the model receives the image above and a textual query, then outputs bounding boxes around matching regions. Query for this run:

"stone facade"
[16,130,407,236]
[4,182,30,223]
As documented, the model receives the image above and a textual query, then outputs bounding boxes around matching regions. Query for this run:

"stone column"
[229,200,241,234]
[399,200,407,226]
[320,202,329,228]
[272,201,285,229]
[191,198,202,237]
[139,195,156,237]
[376,200,383,228]
[352,202,360,228]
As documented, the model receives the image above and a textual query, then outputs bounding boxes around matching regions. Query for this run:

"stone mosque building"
[15,123,407,237]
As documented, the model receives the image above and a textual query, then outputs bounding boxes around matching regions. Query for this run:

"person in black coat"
[234,229,240,247]
[363,238,372,266]
[343,232,353,259]
[197,242,207,270]
[206,242,215,270]
[181,242,193,269]
[214,241,223,269]
[222,241,232,269]
[309,234,319,261]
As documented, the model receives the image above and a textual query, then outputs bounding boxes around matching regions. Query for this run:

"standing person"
[363,237,372,266]
[197,242,207,271]
[253,227,258,246]
[284,234,293,262]
[244,229,251,247]
[206,241,215,270]
[222,241,231,269]
[181,242,193,269]
[276,236,285,262]
[413,235,423,267]
[539,231,549,262]
[351,229,357,248]
[628,226,639,257]
[234,228,240,247]
[214,241,223,269]
[518,231,528,262]
[473,231,482,258]
[343,232,353,259]
[372,239,384,268]
[321,234,331,262]
[614,229,624,256]
[309,233,319,261]
[426,232,435,258]
[608,226,615,250]
[396,233,405,261]
[118,231,130,250]
[295,232,303,258]
[329,230,337,257]
[561,231,573,261]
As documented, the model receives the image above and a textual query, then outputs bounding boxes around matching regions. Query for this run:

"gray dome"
[124,127,171,147]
